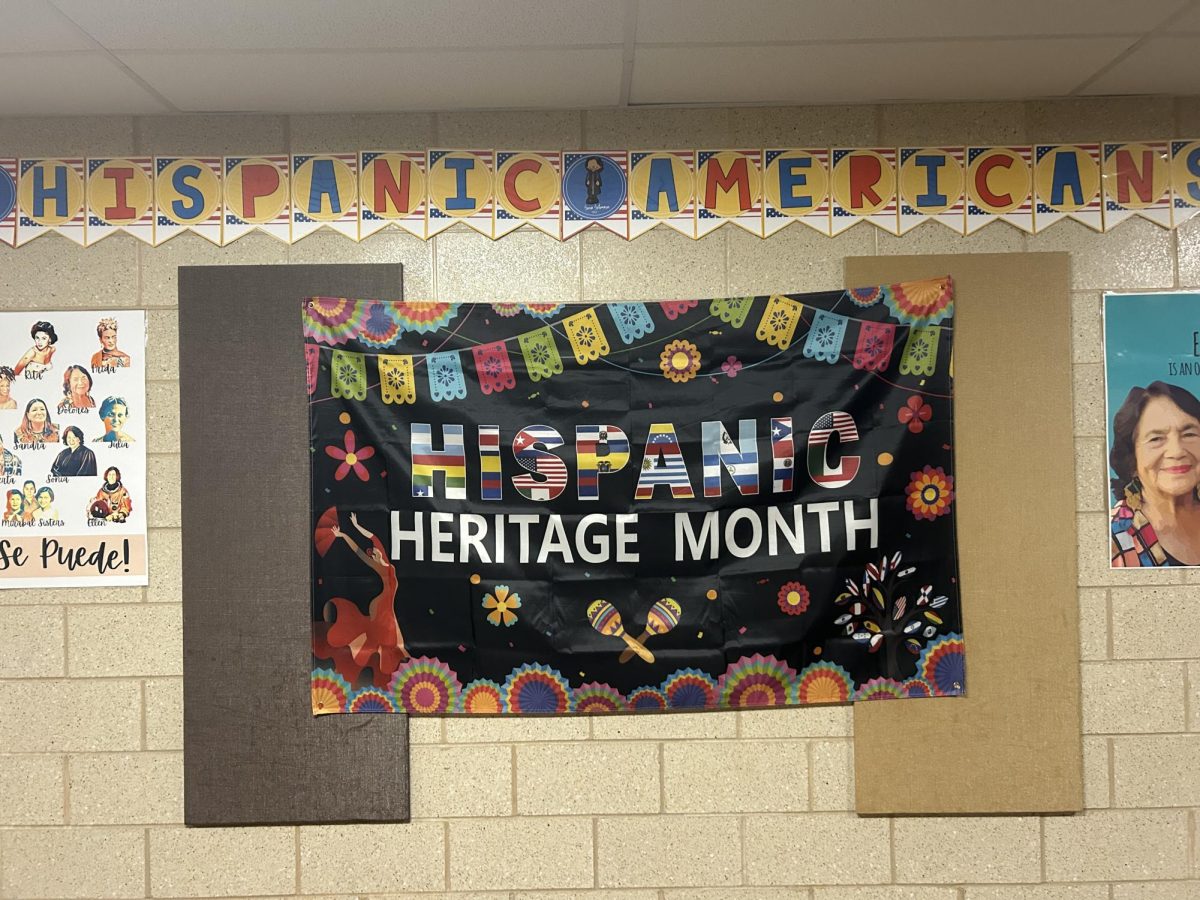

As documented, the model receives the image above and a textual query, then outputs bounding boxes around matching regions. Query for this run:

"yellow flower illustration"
[659,339,701,383]
[482,584,522,627]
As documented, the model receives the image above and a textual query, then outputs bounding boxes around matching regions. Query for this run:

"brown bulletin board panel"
[180,264,411,825]
[846,253,1082,815]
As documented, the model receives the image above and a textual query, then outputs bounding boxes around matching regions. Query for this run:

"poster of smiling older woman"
[0,309,146,588]
[1104,291,1200,568]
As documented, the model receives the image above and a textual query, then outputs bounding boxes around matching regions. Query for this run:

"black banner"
[307,282,963,715]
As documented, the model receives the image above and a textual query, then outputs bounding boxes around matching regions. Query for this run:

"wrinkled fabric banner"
[307,280,964,715]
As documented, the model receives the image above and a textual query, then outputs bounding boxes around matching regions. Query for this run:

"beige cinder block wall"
[1,98,1198,899]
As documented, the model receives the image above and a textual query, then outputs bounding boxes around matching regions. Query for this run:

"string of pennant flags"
[305,293,949,406]
[1,141,1198,247]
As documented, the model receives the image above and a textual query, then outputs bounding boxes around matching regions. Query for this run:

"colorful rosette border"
[460,679,505,714]
[884,276,955,326]
[393,300,460,334]
[491,302,522,317]
[303,297,369,346]
[846,284,886,308]
[627,686,667,711]
[919,633,966,696]
[311,668,352,714]
[389,656,462,714]
[719,654,797,708]
[349,687,396,713]
[902,679,933,698]
[573,682,626,714]
[855,677,907,701]
[795,661,853,705]
[520,302,564,320]
[503,663,572,714]
[661,668,718,709]
[355,301,405,349]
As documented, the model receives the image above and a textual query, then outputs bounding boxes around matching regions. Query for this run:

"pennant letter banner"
[1170,139,1200,228]
[154,157,223,246]
[560,151,630,240]
[17,158,86,246]
[494,151,562,239]
[763,148,831,236]
[1101,141,1172,230]
[966,146,1034,234]
[898,147,966,235]
[306,282,966,715]
[830,148,898,236]
[427,149,494,238]
[291,153,359,242]
[628,150,696,239]
[0,157,16,247]
[1034,144,1103,233]
[86,157,155,245]
[359,151,427,240]
[223,155,291,244]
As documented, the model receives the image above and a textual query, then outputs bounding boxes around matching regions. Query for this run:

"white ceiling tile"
[51,0,625,50]
[0,52,171,115]
[115,48,624,113]
[636,0,1184,43]
[1081,35,1200,94]
[630,37,1138,105]
[0,0,96,52]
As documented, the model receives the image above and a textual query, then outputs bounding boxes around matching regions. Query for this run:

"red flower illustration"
[325,429,375,482]
[777,581,810,616]
[898,395,933,433]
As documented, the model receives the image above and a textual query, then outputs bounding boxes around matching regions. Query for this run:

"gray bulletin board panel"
[846,253,1082,815]
[180,264,410,825]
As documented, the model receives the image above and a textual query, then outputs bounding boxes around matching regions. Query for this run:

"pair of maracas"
[586,597,682,664]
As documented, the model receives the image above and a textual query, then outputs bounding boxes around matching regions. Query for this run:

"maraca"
[586,599,655,664]
[619,597,681,664]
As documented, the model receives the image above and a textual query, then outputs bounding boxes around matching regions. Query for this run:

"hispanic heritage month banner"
[307,284,964,715]
[1104,291,1200,568]
[1,141,1198,247]
[0,310,148,588]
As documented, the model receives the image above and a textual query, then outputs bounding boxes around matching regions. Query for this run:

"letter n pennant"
[472,340,516,394]
[852,321,896,371]
[518,326,564,381]
[330,349,367,401]
[378,354,416,405]
[563,307,610,364]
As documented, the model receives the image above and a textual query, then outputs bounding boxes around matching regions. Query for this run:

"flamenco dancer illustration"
[314,510,409,688]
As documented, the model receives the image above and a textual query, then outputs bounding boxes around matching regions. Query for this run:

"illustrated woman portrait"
[89,466,132,522]
[95,396,134,443]
[91,317,131,369]
[3,490,24,524]
[51,426,97,477]
[14,399,59,445]
[58,365,95,412]
[320,512,408,686]
[1110,381,1200,566]
[13,321,58,377]
[0,366,16,410]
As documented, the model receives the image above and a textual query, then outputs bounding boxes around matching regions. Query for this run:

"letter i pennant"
[898,147,966,235]
[0,158,15,247]
[223,156,292,244]
[17,158,86,246]
[359,151,428,240]
[1034,144,1103,233]
[154,157,223,246]
[291,154,359,241]
[86,158,155,245]
[426,150,494,238]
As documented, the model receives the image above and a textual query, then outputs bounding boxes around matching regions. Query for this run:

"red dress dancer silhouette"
[321,512,409,687]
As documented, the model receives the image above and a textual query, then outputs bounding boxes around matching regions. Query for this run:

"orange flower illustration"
[905,465,955,520]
